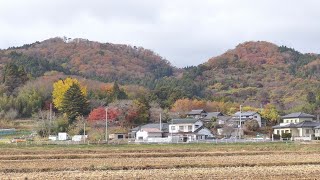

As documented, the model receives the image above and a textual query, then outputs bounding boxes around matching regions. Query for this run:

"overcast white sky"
[0,0,320,67]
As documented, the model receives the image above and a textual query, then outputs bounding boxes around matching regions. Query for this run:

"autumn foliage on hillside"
[0,37,174,86]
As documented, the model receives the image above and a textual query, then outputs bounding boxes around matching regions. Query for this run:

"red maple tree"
[88,107,120,122]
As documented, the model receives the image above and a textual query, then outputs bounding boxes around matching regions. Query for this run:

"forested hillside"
[1,38,320,123]
[0,37,175,87]
[199,41,320,113]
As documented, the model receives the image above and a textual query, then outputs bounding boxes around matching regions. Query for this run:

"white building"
[272,112,319,140]
[136,128,163,141]
[168,119,213,142]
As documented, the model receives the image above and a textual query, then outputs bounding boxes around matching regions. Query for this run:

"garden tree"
[88,107,120,122]
[244,120,260,132]
[60,83,89,123]
[260,104,279,125]
[2,63,28,95]
[222,124,234,137]
[52,77,87,110]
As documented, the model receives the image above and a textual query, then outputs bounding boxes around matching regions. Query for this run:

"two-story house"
[232,111,263,127]
[168,119,213,142]
[272,112,320,140]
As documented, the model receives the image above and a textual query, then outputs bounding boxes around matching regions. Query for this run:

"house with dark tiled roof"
[186,109,207,119]
[272,112,319,140]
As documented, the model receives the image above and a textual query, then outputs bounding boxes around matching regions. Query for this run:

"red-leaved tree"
[88,107,120,122]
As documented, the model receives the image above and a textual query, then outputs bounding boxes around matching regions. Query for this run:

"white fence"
[134,137,172,143]
[132,137,272,144]
[293,136,312,141]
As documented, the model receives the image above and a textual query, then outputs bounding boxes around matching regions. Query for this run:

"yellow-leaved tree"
[52,78,87,110]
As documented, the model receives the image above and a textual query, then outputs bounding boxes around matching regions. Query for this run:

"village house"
[135,128,163,141]
[272,112,320,140]
[129,123,169,139]
[186,109,207,119]
[232,111,263,127]
[168,119,213,142]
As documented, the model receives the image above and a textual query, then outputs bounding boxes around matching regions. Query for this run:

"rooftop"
[131,123,169,132]
[203,112,223,119]
[169,119,199,124]
[141,128,162,133]
[282,112,315,119]
[234,111,258,116]
[187,109,206,115]
[273,120,320,129]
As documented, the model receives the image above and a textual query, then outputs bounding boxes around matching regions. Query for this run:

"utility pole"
[83,117,86,143]
[49,103,52,135]
[105,107,108,144]
[239,105,242,139]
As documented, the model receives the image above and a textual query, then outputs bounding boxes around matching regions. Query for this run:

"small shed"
[72,135,88,142]
[58,132,69,141]
[109,133,126,140]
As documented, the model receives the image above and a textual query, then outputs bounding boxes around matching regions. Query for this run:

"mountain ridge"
[1,38,320,113]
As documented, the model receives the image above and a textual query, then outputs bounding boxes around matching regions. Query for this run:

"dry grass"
[0,142,320,179]
[1,165,320,180]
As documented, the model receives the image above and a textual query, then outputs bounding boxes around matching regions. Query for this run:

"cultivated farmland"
[0,142,320,179]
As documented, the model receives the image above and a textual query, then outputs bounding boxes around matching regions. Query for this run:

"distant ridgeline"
[1,38,320,116]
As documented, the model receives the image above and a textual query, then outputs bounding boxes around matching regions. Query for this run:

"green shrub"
[281,133,292,139]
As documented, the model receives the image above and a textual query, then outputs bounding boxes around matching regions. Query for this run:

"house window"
[276,130,280,135]
[171,126,176,131]
[179,126,184,131]
[306,129,310,134]
[188,125,192,132]
[117,135,124,139]
[254,116,257,118]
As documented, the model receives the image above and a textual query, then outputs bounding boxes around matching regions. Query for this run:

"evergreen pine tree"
[61,83,89,124]
[2,63,28,95]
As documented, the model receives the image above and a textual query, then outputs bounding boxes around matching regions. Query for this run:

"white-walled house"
[168,119,214,142]
[272,112,320,140]
[130,123,169,138]
[135,128,163,141]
